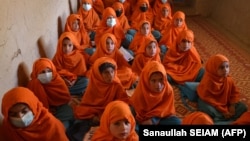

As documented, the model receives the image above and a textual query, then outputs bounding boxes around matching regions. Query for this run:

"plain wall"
[0,0,78,123]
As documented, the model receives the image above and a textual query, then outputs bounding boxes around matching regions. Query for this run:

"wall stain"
[11,49,21,61]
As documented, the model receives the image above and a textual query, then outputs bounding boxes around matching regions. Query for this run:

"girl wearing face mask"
[78,0,101,45]
[129,0,162,42]
[0,87,69,141]
[27,58,75,130]
[94,7,133,49]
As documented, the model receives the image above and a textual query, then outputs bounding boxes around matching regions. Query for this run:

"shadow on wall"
[37,37,48,58]
[58,16,64,40]
[68,0,74,14]
[17,62,30,87]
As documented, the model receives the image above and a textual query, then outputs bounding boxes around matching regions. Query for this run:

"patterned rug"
[174,15,250,119]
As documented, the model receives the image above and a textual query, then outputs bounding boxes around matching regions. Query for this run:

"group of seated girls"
[0,0,249,141]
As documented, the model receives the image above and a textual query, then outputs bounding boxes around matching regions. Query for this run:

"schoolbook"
[139,125,250,141]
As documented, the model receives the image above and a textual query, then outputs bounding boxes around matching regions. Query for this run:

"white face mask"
[119,0,126,3]
[106,18,116,27]
[161,0,168,4]
[82,3,92,11]
[37,72,53,84]
[10,111,34,128]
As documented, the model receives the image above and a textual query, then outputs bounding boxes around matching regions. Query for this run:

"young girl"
[131,36,161,76]
[78,0,101,44]
[68,57,129,141]
[197,54,248,125]
[52,32,89,97]
[162,29,204,85]
[0,87,69,140]
[27,58,74,129]
[91,100,139,141]
[94,7,132,49]
[89,33,138,90]
[130,61,181,128]
[128,20,155,55]
[64,14,95,56]
[159,11,188,55]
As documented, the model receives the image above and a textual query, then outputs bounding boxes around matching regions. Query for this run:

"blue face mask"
[10,111,34,128]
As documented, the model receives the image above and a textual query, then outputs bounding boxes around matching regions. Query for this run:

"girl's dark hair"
[99,62,115,73]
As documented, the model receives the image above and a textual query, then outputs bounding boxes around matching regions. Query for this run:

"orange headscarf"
[78,0,101,33]
[152,0,173,16]
[112,2,131,33]
[95,7,125,48]
[91,100,139,141]
[163,29,203,84]
[116,0,133,20]
[130,61,176,123]
[152,3,172,33]
[130,0,154,30]
[27,58,71,109]
[74,57,129,119]
[90,33,138,89]
[64,14,91,49]
[182,111,214,125]
[52,32,88,81]
[132,36,161,76]
[92,0,105,18]
[129,20,155,53]
[159,11,188,48]
[197,54,241,113]
[231,111,250,125]
[1,87,68,141]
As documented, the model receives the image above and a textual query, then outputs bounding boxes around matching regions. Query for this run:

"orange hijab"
[163,29,202,84]
[52,32,87,81]
[152,3,172,33]
[95,7,125,48]
[130,0,154,30]
[232,111,250,125]
[197,54,240,113]
[91,100,139,141]
[90,33,137,89]
[27,58,71,109]
[129,20,155,53]
[159,11,188,48]
[92,0,104,18]
[182,111,214,125]
[78,0,100,33]
[132,36,161,76]
[64,14,90,49]
[74,57,129,119]
[1,87,68,141]
[152,0,173,16]
[112,2,131,33]
[130,61,176,123]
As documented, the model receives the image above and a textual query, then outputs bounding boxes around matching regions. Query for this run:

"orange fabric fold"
[232,111,250,125]
[74,57,129,119]
[182,111,214,125]
[1,87,68,141]
[197,54,241,113]
[129,61,176,123]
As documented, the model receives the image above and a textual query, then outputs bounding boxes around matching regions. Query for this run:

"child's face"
[145,41,157,57]
[109,119,131,140]
[217,61,229,77]
[178,39,192,52]
[140,23,150,35]
[106,37,115,53]
[149,72,164,93]
[9,103,31,118]
[62,38,74,54]
[174,18,183,27]
[101,67,115,83]
[71,20,80,32]
[162,7,169,18]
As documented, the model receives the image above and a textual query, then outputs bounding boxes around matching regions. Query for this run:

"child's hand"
[64,78,76,87]
[222,112,232,119]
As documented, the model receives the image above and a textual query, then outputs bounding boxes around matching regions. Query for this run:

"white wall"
[0,0,78,122]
